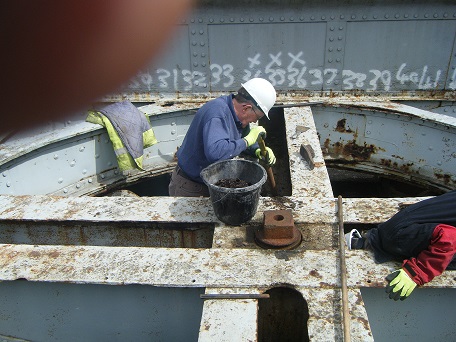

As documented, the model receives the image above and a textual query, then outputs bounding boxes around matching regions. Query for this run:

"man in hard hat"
[345,190,456,301]
[169,78,277,197]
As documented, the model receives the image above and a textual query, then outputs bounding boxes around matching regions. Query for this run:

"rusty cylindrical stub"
[254,209,302,249]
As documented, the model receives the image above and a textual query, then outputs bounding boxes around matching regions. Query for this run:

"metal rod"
[273,101,324,108]
[200,293,270,299]
[338,195,351,342]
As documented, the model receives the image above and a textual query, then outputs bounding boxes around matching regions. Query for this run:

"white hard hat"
[241,78,276,119]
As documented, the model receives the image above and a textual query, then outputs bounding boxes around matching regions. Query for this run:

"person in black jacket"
[346,190,456,301]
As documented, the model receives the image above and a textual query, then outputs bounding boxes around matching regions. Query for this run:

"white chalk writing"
[128,52,448,91]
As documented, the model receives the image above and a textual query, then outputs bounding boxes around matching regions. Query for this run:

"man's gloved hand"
[385,269,417,301]
[255,147,276,165]
[243,126,266,147]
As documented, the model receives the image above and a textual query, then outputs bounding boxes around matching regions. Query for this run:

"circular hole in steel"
[273,214,285,221]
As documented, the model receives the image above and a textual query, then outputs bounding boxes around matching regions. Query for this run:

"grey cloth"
[97,100,151,160]
[169,166,210,197]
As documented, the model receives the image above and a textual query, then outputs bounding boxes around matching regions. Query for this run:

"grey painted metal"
[103,0,456,99]
[0,280,204,342]
[361,288,456,342]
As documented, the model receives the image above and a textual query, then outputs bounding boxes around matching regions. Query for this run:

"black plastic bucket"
[200,159,266,225]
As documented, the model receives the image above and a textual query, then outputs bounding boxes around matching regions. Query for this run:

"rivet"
[330,26,335,31]
[6,182,11,187]
[259,17,264,21]
[202,62,206,67]
[300,17,304,21]
[82,169,87,175]
[290,17,294,21]
[201,53,206,57]
[63,188,68,193]
[339,26,343,30]
[70,161,76,167]
[424,13,429,18]
[209,18,214,23]
[240,18,244,22]
[191,19,195,23]
[336,58,341,62]
[2,173,6,177]
[193,52,198,57]
[95,154,100,159]
[338,36,343,40]
[444,13,448,18]
[404,14,409,18]
[58,178,63,183]
[328,58,333,63]
[362,15,367,19]
[437,161,442,166]
[329,37,334,41]
[351,15,356,19]
[334,80,339,85]
[79,146,85,152]
[414,14,419,18]
[269,17,274,21]
[198,18,203,23]
[321,16,326,20]
[366,131,371,135]
[114,170,119,175]
[76,183,81,189]
[54,154,59,160]
[280,16,285,21]
[192,41,197,46]
[429,146,433,151]
[88,178,92,184]
[373,15,378,19]
[385,14,389,19]
[433,13,438,18]
[310,16,315,20]
[337,47,342,51]
[199,30,204,35]
[340,15,344,19]
[101,174,105,179]
[230,17,234,22]
[220,18,225,22]
[329,47,333,52]
[191,30,196,35]
[200,42,205,46]
[395,13,399,18]
[171,130,176,135]
[250,18,254,22]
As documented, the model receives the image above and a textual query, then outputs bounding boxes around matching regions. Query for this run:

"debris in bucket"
[215,178,252,188]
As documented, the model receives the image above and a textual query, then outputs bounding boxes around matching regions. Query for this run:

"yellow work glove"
[385,269,417,301]
[243,126,266,147]
[255,147,276,165]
